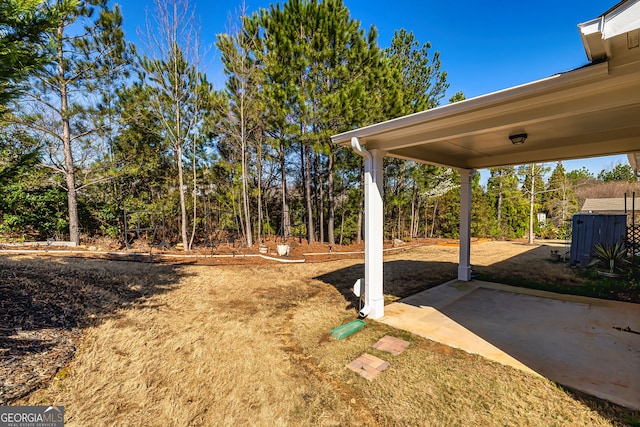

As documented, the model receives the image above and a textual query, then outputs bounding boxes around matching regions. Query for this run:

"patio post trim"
[458,168,475,281]
[351,137,385,319]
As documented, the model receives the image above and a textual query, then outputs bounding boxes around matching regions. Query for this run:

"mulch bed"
[0,256,161,404]
[0,266,83,403]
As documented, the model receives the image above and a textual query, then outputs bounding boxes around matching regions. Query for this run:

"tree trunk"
[339,204,345,245]
[413,198,420,238]
[396,205,401,241]
[528,163,535,244]
[561,186,568,223]
[241,144,252,247]
[174,83,189,250]
[232,189,242,242]
[257,137,263,244]
[497,178,503,224]
[280,145,290,239]
[176,143,189,249]
[424,203,429,238]
[327,152,335,245]
[240,80,252,247]
[264,196,271,238]
[304,141,314,243]
[430,199,439,238]
[189,130,197,251]
[58,27,80,245]
[317,153,324,243]
[410,188,416,238]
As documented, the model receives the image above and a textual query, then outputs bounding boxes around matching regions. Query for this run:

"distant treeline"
[1,0,638,247]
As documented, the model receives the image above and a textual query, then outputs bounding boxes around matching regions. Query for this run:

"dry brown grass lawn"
[5,241,638,426]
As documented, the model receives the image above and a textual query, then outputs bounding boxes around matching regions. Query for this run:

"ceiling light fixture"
[509,133,527,145]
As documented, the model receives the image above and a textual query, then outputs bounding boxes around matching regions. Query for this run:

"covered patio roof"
[330,0,640,319]
[332,0,640,170]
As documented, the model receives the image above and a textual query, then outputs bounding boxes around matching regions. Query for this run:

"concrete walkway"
[379,280,640,410]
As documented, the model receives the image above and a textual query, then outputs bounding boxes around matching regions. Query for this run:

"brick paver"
[372,335,410,356]
[347,353,390,380]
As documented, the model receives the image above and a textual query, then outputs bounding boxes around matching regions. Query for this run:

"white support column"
[458,168,475,281]
[365,149,385,319]
[350,137,385,319]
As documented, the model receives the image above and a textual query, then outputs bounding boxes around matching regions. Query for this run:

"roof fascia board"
[602,0,640,39]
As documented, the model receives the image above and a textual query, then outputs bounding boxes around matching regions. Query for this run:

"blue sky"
[116,0,629,179]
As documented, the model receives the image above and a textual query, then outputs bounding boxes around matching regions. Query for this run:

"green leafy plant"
[588,242,628,274]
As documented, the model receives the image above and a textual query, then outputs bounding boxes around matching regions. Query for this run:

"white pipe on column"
[351,137,373,317]
[350,137,385,319]
[366,148,385,318]
[351,136,372,162]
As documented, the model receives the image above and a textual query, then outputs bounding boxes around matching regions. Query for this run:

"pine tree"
[487,167,528,238]
[384,28,448,115]
[216,5,265,248]
[11,0,133,245]
[138,0,210,250]
[382,28,451,240]
[0,0,67,108]
[543,162,578,237]
[255,0,384,244]
[598,163,637,182]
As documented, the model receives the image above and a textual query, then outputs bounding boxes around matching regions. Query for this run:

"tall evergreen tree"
[566,167,594,186]
[486,167,528,238]
[255,0,384,244]
[138,0,211,250]
[598,163,637,182]
[0,0,70,108]
[112,82,172,204]
[385,28,448,115]
[216,5,264,248]
[543,162,577,237]
[382,28,451,240]
[10,0,133,245]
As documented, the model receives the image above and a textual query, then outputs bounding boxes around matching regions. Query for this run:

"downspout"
[350,137,373,317]
[351,136,372,163]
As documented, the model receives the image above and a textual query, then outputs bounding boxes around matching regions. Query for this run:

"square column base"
[458,265,472,281]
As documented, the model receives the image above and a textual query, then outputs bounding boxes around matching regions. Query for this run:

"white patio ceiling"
[332,0,640,171]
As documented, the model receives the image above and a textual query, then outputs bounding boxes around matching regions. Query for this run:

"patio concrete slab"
[379,280,640,410]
